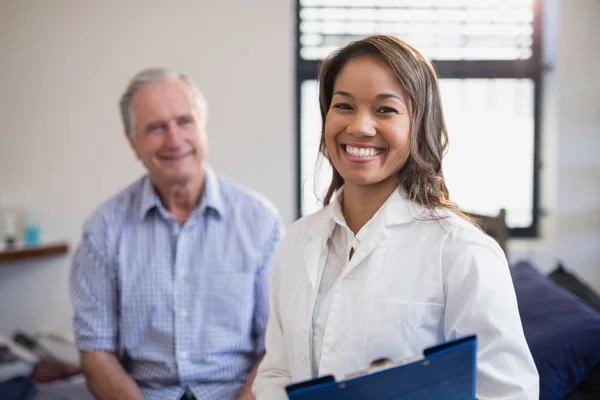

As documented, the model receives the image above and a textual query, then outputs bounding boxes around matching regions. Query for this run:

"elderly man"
[69,68,283,400]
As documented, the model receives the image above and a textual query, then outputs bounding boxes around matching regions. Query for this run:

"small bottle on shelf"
[24,206,40,246]
[1,195,17,248]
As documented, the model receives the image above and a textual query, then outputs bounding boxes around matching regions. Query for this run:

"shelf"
[0,242,69,263]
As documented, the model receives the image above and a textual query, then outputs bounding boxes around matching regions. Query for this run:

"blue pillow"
[510,260,600,400]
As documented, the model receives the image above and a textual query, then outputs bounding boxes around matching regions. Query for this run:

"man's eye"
[146,124,164,133]
[178,117,193,125]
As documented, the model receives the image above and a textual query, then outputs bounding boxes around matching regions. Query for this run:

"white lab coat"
[253,189,539,400]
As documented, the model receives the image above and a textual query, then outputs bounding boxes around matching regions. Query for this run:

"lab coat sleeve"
[252,248,292,400]
[442,238,539,400]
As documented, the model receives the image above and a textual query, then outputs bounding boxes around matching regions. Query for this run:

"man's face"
[128,78,207,187]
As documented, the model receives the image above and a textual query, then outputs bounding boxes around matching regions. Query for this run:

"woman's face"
[324,54,411,192]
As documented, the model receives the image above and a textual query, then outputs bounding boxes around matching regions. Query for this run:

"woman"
[253,35,539,400]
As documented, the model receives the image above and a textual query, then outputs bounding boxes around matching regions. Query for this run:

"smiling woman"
[316,36,455,229]
[253,35,539,400]
[322,54,411,217]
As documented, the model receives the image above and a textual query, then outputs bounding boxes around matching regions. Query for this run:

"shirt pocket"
[366,301,444,365]
[199,271,255,353]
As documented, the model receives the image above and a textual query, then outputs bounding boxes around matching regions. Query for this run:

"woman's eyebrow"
[376,92,406,105]
[332,90,354,99]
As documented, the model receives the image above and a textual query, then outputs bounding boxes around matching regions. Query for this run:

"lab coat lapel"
[340,217,389,279]
[340,189,415,279]
[303,209,334,289]
[301,205,337,376]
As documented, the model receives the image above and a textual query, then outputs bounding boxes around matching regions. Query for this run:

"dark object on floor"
[0,376,36,400]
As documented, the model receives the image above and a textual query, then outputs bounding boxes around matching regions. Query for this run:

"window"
[296,0,543,237]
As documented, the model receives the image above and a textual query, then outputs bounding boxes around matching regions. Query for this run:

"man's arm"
[70,231,141,399]
[252,251,292,400]
[81,351,142,400]
[236,354,265,400]
[244,215,284,400]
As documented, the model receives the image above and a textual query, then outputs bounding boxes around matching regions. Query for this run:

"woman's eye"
[377,106,398,114]
[333,103,352,110]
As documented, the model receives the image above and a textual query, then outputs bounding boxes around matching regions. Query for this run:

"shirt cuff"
[75,336,117,352]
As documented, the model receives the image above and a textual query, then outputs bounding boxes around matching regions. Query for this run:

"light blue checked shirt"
[70,165,283,400]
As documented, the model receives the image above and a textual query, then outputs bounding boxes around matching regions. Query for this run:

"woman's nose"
[347,111,376,137]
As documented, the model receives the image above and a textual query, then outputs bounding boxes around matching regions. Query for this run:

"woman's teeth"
[345,145,383,158]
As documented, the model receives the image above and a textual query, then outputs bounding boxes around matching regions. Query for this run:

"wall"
[0,0,598,338]
[510,0,600,291]
[0,0,294,336]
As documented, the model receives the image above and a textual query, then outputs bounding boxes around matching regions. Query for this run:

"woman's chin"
[341,173,399,191]
[342,176,382,188]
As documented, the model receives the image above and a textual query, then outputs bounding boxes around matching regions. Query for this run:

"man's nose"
[164,122,184,145]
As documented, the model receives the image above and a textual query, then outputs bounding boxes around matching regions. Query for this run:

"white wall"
[0,0,294,336]
[0,0,598,338]
[510,0,600,291]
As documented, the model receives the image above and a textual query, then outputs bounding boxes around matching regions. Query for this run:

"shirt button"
[180,309,189,318]
[173,226,180,236]
[180,351,189,359]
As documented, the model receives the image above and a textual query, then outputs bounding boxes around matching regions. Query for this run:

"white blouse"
[254,188,539,400]
[311,195,377,376]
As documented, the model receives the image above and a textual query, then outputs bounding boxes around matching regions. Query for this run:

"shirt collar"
[139,176,159,220]
[138,164,224,221]
[321,185,421,238]
[327,186,386,241]
[330,189,346,229]
[199,164,225,217]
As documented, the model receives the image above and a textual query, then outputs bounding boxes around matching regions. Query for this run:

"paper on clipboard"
[343,353,425,380]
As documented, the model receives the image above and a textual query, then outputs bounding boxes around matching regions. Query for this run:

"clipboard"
[286,335,477,400]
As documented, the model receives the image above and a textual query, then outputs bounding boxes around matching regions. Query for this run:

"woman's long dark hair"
[317,35,474,225]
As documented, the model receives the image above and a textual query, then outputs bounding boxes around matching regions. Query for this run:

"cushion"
[548,262,600,313]
[510,260,600,400]
[564,363,600,400]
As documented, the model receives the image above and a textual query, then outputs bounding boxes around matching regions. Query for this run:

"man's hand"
[81,351,143,400]
[236,385,256,400]
[237,353,265,400]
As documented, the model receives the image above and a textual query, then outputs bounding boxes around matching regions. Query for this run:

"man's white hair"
[119,67,208,138]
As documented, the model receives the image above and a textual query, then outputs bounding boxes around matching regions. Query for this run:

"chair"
[464,209,508,255]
